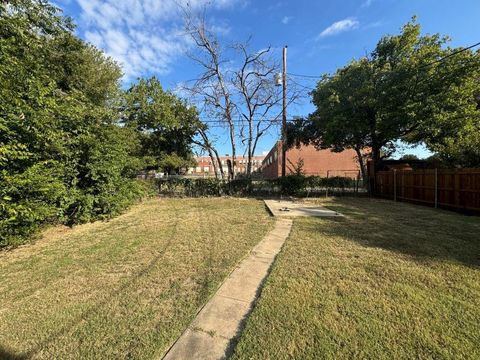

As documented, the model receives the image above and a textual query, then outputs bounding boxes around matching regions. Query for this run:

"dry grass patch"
[232,198,480,359]
[0,197,274,359]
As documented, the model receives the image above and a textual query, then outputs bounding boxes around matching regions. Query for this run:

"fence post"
[435,168,438,209]
[326,170,329,198]
[393,169,397,202]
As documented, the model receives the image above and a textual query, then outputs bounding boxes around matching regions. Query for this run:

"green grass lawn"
[0,198,274,359]
[232,198,480,360]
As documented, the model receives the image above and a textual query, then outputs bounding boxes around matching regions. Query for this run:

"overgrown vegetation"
[0,198,274,358]
[0,1,198,247]
[157,175,362,197]
[233,198,480,359]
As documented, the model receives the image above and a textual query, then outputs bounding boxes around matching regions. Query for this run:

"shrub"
[0,161,67,247]
[227,178,254,196]
[158,178,225,197]
[274,175,309,196]
[155,175,362,199]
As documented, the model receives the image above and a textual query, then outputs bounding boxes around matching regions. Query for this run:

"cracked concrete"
[161,218,293,360]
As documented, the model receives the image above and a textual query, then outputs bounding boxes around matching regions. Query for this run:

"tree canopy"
[288,19,480,174]
[123,77,201,174]
[0,0,199,246]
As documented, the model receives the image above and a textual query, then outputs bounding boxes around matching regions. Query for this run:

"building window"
[204,167,209,172]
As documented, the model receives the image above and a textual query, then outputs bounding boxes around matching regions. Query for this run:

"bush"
[228,178,254,196]
[158,178,225,197]
[274,175,309,196]
[0,161,67,247]
[156,175,361,199]
[0,1,186,248]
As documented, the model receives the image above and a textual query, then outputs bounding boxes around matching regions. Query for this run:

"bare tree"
[182,10,237,179]
[192,125,224,179]
[182,6,302,179]
[234,43,282,177]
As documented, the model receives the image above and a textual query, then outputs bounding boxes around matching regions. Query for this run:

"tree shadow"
[313,197,480,268]
[0,346,29,360]
[14,220,179,358]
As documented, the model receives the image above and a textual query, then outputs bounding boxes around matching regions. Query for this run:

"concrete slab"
[216,271,263,302]
[251,243,281,259]
[264,199,343,218]
[161,218,293,360]
[233,257,272,279]
[190,295,251,339]
[162,329,230,360]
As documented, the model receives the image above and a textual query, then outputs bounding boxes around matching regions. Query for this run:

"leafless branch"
[180,4,301,178]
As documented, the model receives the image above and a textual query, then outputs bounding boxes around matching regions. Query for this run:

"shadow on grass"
[17,218,179,359]
[313,197,480,268]
[0,346,29,360]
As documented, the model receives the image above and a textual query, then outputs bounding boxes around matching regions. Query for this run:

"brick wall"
[261,141,360,179]
[190,155,265,177]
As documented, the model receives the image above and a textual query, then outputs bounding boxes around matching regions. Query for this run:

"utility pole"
[281,46,288,178]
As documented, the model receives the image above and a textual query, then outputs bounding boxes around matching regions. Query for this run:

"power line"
[290,73,323,79]
[199,118,284,123]
[289,41,480,80]
[199,119,297,125]
[290,78,317,92]
[417,41,480,70]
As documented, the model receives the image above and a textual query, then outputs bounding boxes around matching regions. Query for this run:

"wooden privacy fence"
[375,168,480,214]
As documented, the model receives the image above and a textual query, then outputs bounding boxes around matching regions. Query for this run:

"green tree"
[288,19,480,177]
[0,0,146,246]
[1,0,71,244]
[399,154,420,161]
[123,77,200,173]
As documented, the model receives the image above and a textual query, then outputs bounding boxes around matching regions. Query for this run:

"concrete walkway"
[264,199,343,218]
[162,218,293,360]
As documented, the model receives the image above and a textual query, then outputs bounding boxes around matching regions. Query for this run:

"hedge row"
[157,175,362,197]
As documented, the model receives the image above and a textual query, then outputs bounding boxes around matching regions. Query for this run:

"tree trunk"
[355,147,367,185]
[212,146,224,179]
[206,147,219,179]
[195,129,225,179]
[246,120,253,179]
[228,124,236,181]
[369,144,382,195]
[371,146,382,171]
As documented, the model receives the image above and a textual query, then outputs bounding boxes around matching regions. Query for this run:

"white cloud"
[317,18,359,39]
[281,16,292,25]
[70,0,243,81]
[362,0,373,8]
[210,22,232,36]
[363,20,384,29]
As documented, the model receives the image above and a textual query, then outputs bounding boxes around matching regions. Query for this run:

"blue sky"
[56,0,480,158]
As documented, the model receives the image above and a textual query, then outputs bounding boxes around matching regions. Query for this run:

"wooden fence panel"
[375,169,480,214]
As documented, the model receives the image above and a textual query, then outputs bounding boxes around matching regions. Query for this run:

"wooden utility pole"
[281,46,288,178]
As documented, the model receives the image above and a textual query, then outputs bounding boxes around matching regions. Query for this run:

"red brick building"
[188,155,265,177]
[261,141,361,179]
